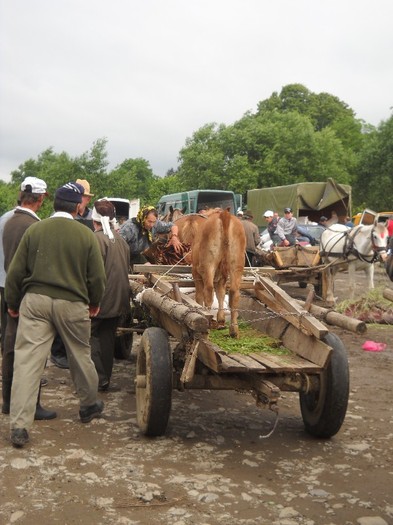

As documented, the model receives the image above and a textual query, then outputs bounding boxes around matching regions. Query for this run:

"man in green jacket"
[5,182,107,448]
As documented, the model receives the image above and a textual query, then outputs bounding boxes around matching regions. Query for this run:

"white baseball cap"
[263,210,274,218]
[20,176,48,195]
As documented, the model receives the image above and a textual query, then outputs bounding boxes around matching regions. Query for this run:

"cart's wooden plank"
[218,352,267,371]
[197,340,248,373]
[249,352,321,372]
[218,354,250,373]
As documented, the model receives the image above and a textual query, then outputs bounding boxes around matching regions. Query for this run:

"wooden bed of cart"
[127,264,350,439]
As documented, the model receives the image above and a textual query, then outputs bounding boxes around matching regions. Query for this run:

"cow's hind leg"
[227,270,243,338]
[214,278,227,330]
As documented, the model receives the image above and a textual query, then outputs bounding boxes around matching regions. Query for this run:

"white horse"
[320,222,388,305]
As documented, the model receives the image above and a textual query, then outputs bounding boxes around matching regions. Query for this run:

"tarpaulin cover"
[247,178,352,228]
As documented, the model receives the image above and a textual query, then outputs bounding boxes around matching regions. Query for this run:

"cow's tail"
[220,209,232,277]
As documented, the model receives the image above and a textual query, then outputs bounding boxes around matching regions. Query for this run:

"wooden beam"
[133,264,192,274]
[254,278,328,339]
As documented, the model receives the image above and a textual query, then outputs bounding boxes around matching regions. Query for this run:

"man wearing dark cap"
[241,210,260,266]
[5,182,106,448]
[318,216,328,228]
[276,207,298,246]
[2,177,55,420]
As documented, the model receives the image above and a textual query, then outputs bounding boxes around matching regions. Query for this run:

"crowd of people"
[0,177,180,448]
[0,179,368,448]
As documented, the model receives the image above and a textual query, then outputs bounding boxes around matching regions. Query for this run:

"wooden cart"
[128,265,349,439]
[255,244,329,299]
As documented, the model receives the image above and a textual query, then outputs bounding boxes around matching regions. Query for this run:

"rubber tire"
[299,332,349,438]
[299,281,307,289]
[136,327,172,436]
[114,311,133,360]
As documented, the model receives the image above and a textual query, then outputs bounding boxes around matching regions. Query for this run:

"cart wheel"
[136,327,172,436]
[299,332,349,438]
[114,310,133,360]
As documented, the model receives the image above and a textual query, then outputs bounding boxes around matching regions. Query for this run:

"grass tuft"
[208,321,291,355]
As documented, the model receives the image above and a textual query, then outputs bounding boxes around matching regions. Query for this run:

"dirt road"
[1,268,392,525]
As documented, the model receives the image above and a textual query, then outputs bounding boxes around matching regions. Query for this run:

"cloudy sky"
[1,0,392,182]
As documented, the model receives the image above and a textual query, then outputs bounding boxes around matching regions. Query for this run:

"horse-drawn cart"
[128,265,349,439]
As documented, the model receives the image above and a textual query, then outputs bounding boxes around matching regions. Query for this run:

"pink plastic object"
[362,341,387,352]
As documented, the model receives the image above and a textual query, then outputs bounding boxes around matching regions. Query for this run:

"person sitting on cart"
[275,207,298,246]
[263,210,280,245]
[119,205,182,268]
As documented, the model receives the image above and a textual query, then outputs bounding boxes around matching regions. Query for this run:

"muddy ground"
[1,267,392,525]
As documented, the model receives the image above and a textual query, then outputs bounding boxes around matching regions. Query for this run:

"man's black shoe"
[50,355,69,369]
[2,402,10,415]
[79,400,104,423]
[11,428,29,448]
[98,381,110,392]
[34,404,57,420]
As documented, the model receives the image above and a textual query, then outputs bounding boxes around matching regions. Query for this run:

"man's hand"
[7,308,19,318]
[89,305,100,318]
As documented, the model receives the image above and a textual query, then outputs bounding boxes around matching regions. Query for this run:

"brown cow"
[190,209,246,338]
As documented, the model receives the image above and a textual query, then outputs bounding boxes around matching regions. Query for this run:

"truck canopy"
[247,178,352,228]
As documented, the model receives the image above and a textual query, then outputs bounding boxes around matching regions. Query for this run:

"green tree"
[354,114,393,210]
[0,180,19,215]
[107,158,157,205]
[177,123,227,190]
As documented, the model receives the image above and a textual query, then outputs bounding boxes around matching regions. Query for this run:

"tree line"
[1,83,392,218]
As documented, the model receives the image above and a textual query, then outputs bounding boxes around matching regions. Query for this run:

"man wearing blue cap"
[5,182,106,448]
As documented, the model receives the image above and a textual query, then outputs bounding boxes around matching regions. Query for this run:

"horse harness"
[321,225,385,264]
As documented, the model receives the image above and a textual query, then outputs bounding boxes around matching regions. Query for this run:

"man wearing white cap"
[263,210,280,245]
[2,177,56,421]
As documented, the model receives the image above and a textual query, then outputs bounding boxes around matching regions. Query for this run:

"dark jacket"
[94,229,130,318]
[3,208,39,271]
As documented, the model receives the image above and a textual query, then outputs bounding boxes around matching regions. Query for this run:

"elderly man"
[2,177,55,420]
[75,178,94,228]
[90,199,130,391]
[5,182,106,448]
[0,207,17,352]
[241,210,260,266]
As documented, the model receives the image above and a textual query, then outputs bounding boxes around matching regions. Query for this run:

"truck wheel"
[136,327,172,436]
[114,311,133,360]
[299,332,349,438]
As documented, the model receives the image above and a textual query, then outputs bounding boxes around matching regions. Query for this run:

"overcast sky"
[1,0,392,183]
